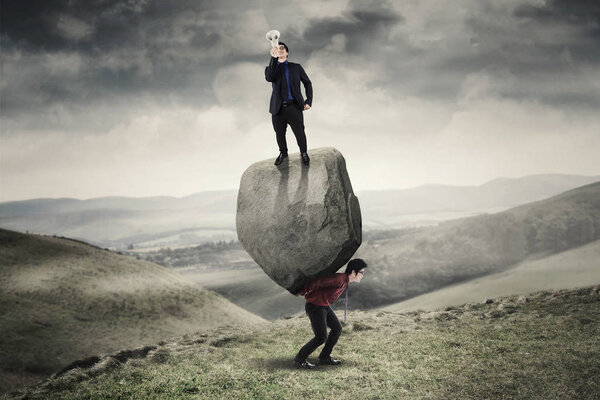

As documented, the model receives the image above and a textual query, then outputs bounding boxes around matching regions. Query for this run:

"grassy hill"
[180,267,306,320]
[0,229,264,393]
[350,182,600,308]
[384,239,600,312]
[139,182,600,320]
[3,286,598,400]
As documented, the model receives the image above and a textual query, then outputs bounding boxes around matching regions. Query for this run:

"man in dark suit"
[265,42,313,166]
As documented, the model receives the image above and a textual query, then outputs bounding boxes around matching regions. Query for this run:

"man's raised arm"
[265,48,280,82]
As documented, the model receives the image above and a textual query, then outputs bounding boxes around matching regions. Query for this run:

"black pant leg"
[295,303,328,361]
[272,111,288,153]
[286,105,307,153]
[318,307,342,359]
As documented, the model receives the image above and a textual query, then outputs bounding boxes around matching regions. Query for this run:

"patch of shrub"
[114,345,156,363]
[150,348,170,364]
[435,313,456,322]
[352,322,374,331]
[210,335,251,347]
[55,356,101,377]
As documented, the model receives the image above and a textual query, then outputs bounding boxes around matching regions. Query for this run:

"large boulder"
[236,147,362,294]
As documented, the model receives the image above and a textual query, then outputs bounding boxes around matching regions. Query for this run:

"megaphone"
[266,30,280,48]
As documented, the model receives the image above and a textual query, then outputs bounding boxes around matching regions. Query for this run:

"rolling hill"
[179,267,306,320]
[140,181,600,321]
[1,174,597,250]
[349,181,600,308]
[383,239,600,312]
[4,286,599,399]
[0,191,239,250]
[0,229,264,393]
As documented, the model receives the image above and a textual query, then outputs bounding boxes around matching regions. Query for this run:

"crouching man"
[294,258,367,369]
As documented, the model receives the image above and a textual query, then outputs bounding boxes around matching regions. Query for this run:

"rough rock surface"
[236,147,362,294]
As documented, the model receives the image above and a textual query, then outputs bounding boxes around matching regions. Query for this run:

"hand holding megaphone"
[266,30,280,48]
[266,30,281,58]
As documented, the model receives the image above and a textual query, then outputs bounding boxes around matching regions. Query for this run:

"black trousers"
[295,302,342,361]
[272,102,307,153]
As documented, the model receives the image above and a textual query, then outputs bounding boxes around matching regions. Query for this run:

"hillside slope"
[4,286,599,400]
[351,182,600,308]
[0,229,264,393]
[384,239,600,312]
[180,267,306,320]
[139,182,600,320]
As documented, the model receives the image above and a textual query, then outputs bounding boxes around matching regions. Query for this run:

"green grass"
[6,286,599,400]
[0,229,264,393]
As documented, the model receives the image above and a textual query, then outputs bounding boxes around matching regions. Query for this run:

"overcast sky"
[1,0,599,201]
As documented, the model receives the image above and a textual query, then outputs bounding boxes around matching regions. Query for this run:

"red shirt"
[299,273,349,306]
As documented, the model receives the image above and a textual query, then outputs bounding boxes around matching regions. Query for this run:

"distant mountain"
[350,181,600,308]
[359,173,600,228]
[0,228,264,393]
[0,190,237,216]
[0,174,597,249]
[0,191,239,250]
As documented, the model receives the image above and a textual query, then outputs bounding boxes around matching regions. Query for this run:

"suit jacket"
[265,57,313,115]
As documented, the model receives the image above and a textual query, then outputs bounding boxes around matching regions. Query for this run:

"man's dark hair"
[279,42,289,54]
[344,258,367,275]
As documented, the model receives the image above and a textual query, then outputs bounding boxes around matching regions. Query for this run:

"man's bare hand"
[303,104,311,111]
[270,47,279,58]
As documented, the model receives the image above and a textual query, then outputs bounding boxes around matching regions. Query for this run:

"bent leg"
[318,307,342,360]
[296,303,328,361]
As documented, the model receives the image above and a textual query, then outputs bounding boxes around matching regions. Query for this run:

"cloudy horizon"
[1,0,599,202]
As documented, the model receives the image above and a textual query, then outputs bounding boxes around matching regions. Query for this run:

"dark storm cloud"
[513,0,600,63]
[273,0,600,109]
[1,0,222,52]
[299,9,404,54]
[514,0,600,26]
[280,3,411,95]
[376,0,600,108]
[456,0,600,108]
[1,0,75,51]
[2,0,599,135]
[3,0,405,133]
[0,0,262,132]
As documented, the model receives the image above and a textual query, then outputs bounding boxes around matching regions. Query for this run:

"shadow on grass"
[252,357,357,372]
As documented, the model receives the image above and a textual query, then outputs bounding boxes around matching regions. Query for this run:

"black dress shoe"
[274,152,288,166]
[301,152,310,165]
[318,357,341,365]
[294,359,315,369]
